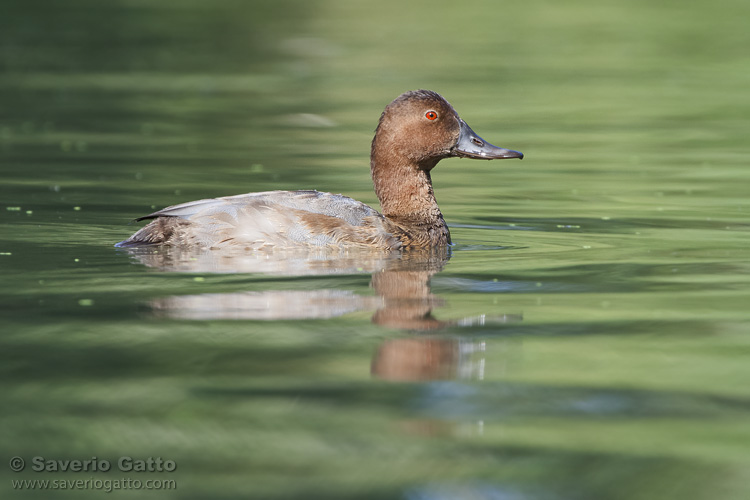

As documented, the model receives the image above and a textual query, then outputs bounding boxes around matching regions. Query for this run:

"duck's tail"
[114,217,187,247]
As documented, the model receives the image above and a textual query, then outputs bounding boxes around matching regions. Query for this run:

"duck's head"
[371,90,523,172]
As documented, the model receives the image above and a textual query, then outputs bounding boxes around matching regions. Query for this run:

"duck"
[115,90,523,250]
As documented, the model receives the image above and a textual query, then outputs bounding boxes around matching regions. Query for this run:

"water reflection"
[151,289,383,320]
[120,245,518,328]
[371,337,488,382]
[120,245,522,381]
[119,245,410,276]
[405,482,547,500]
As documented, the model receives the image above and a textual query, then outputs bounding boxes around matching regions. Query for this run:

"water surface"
[2,1,750,499]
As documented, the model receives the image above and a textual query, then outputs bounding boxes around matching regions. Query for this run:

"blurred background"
[1,0,750,499]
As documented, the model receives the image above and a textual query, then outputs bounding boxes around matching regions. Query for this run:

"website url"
[12,477,176,493]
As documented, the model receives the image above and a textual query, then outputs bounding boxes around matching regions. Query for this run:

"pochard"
[116,90,522,250]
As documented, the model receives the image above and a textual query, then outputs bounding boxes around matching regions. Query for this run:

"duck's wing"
[116,190,401,250]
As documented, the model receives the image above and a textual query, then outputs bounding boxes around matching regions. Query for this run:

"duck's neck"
[372,161,440,218]
[371,149,450,244]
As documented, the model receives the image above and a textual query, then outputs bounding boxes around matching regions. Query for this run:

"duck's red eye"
[425,111,438,121]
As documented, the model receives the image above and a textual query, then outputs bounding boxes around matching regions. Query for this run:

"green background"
[2,0,749,498]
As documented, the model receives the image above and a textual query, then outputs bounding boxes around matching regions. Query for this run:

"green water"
[2,0,750,498]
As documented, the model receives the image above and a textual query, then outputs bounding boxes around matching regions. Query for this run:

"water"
[2,1,749,498]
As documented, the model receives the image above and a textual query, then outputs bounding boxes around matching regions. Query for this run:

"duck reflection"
[120,245,521,380]
[371,337,488,382]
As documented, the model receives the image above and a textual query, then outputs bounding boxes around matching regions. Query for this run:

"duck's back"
[115,190,401,250]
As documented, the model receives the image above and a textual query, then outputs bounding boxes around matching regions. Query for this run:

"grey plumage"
[116,190,401,250]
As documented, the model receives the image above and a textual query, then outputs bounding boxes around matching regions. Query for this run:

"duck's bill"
[451,119,523,160]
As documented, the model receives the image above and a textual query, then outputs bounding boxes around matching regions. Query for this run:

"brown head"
[370,90,522,219]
